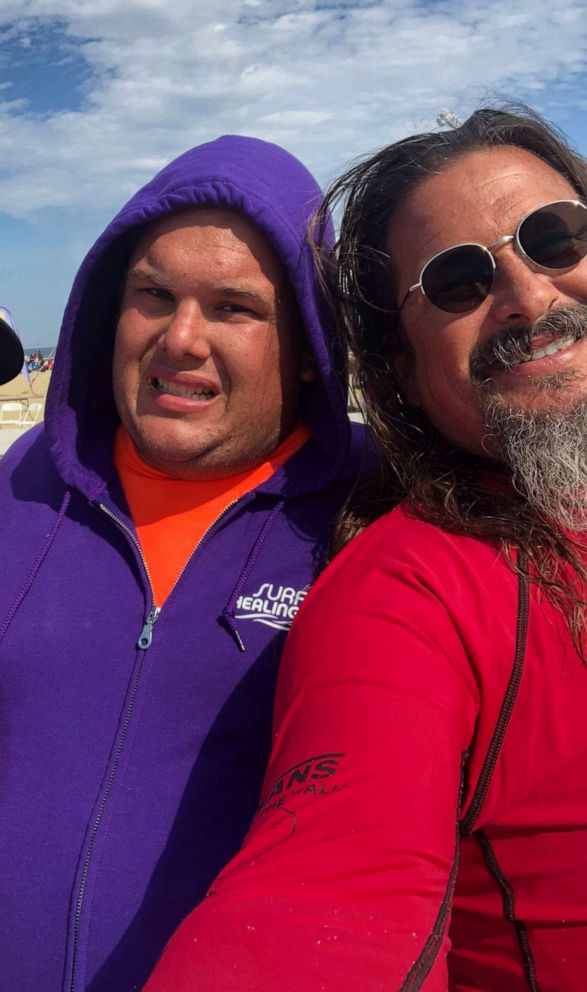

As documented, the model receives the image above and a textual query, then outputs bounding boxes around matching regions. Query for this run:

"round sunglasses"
[399,199,587,314]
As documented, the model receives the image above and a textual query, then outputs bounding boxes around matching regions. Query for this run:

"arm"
[145,524,479,991]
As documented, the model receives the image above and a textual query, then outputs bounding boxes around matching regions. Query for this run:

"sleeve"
[143,535,480,992]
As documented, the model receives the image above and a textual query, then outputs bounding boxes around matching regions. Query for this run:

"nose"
[159,301,211,362]
[489,245,559,324]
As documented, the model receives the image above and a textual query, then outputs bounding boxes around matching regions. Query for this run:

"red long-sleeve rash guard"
[144,504,587,992]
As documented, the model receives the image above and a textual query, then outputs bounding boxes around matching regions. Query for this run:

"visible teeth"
[151,377,215,399]
[520,335,576,363]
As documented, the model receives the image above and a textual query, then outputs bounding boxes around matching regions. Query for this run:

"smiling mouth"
[513,334,577,365]
[148,376,217,400]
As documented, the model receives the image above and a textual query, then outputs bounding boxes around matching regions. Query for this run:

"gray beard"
[482,395,587,533]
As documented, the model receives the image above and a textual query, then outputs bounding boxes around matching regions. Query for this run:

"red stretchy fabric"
[144,502,587,992]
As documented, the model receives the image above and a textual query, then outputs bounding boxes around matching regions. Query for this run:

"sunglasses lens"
[422,245,495,313]
[519,201,587,270]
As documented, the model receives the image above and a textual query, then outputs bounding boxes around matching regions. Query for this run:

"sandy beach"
[0,369,51,454]
[0,368,51,406]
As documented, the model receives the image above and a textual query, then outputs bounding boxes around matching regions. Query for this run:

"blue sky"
[0,0,586,347]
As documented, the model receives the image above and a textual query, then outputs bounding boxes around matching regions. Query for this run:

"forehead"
[388,146,578,277]
[129,206,286,289]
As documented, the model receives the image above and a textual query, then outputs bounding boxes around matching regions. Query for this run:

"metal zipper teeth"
[69,503,156,992]
[69,651,145,992]
[98,502,157,607]
[100,495,246,614]
[162,494,245,601]
[69,494,248,990]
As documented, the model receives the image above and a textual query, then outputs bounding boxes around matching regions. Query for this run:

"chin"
[132,431,201,469]
[498,393,586,418]
[485,375,587,415]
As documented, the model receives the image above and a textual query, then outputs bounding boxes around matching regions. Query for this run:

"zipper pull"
[137,607,161,650]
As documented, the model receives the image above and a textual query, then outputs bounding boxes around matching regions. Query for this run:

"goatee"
[483,398,587,533]
[476,304,587,532]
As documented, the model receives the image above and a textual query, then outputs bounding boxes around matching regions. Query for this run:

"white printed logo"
[235,582,308,631]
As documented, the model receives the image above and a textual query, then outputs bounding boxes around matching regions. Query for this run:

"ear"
[299,348,318,383]
[383,332,421,408]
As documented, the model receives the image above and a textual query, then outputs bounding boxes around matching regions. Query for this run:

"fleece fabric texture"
[0,135,365,992]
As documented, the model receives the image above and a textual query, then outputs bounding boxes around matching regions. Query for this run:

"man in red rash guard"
[144,108,587,991]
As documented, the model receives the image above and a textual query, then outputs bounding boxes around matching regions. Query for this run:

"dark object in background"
[0,311,24,386]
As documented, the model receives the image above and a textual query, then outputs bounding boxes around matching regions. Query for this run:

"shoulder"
[321,502,507,592]
[289,503,519,685]
[0,424,65,512]
[0,426,71,618]
[0,422,45,469]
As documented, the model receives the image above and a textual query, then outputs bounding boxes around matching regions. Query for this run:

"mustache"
[470,304,587,384]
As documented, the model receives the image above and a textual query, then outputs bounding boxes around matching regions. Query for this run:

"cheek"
[112,320,145,403]
[114,315,154,373]
[411,334,470,400]
[226,333,281,386]
[112,328,126,384]
[412,339,487,445]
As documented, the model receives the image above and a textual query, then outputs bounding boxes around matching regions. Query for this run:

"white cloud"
[0,0,585,221]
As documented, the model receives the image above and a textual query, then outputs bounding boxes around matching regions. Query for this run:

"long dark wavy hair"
[318,105,587,656]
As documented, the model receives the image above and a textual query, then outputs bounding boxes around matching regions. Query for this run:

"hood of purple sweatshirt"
[45,135,348,499]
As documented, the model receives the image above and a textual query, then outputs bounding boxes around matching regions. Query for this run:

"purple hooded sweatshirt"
[0,137,364,992]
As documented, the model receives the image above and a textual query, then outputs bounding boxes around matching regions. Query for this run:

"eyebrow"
[126,265,169,288]
[127,266,277,311]
[216,285,276,309]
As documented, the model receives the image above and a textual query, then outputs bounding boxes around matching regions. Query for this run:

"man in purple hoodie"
[0,137,363,992]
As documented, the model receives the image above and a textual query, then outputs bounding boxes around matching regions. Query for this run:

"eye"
[215,302,258,318]
[141,287,174,301]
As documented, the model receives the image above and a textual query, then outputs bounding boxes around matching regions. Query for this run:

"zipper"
[98,502,160,647]
[99,496,245,647]
[69,649,146,992]
[68,494,250,990]
[164,494,245,597]
[137,606,161,649]
[68,503,157,991]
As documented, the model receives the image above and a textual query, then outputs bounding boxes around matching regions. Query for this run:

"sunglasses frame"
[399,198,587,314]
